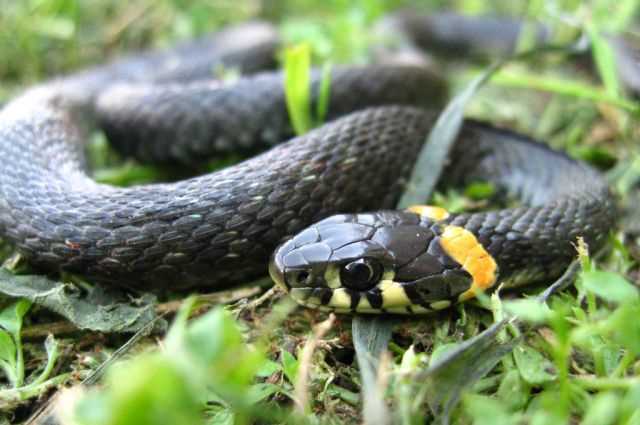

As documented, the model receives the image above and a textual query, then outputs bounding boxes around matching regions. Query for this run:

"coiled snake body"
[0,16,617,312]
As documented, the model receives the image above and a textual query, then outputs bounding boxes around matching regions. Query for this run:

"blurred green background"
[0,0,590,86]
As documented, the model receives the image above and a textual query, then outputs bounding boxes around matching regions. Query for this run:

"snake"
[0,13,619,313]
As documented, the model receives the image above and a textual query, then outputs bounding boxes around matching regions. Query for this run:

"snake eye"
[340,258,383,291]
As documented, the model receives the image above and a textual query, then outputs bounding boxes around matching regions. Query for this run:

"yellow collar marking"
[438,225,497,301]
[328,281,413,312]
[407,205,450,221]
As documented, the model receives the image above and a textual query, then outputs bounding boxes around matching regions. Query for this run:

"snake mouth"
[288,282,445,315]
[289,288,324,307]
[288,287,355,313]
[270,263,339,311]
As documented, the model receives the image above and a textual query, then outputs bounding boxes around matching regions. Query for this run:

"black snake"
[0,14,619,312]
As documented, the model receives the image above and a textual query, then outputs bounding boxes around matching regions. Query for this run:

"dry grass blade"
[294,313,335,414]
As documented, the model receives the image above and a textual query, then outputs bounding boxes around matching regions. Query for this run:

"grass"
[1,0,640,424]
[283,43,333,135]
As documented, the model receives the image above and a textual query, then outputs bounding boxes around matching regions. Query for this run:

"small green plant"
[0,299,67,409]
[0,299,31,388]
[71,299,278,425]
[491,242,640,425]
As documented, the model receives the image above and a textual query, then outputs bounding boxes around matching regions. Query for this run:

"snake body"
[0,16,617,310]
[269,122,615,313]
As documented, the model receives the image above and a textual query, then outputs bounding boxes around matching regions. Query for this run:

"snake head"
[269,211,476,314]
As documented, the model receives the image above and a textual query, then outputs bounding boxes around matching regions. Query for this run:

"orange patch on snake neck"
[439,225,497,301]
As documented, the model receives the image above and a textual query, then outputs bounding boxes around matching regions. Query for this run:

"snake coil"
[0,16,616,311]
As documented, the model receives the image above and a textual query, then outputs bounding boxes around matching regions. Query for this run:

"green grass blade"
[284,43,313,135]
[397,61,502,208]
[396,39,597,209]
[492,70,639,113]
[315,62,333,125]
[30,335,60,386]
[417,320,516,422]
[586,23,621,97]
